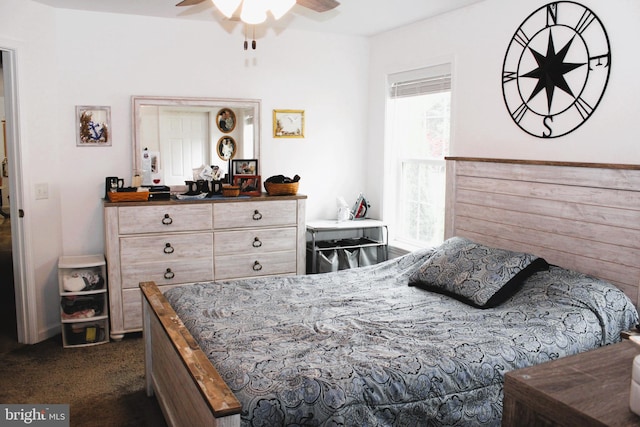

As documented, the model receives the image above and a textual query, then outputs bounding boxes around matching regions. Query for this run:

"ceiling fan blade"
[296,0,340,13]
[176,0,207,6]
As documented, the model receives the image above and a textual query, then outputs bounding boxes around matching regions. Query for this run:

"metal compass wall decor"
[502,2,610,138]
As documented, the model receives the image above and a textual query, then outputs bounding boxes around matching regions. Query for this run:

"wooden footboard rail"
[140,281,241,427]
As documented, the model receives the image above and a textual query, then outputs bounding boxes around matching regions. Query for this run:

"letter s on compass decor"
[501,2,610,138]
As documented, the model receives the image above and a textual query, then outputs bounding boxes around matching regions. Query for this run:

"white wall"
[0,1,370,341]
[4,0,639,342]
[0,0,63,341]
[366,0,640,219]
[52,9,370,234]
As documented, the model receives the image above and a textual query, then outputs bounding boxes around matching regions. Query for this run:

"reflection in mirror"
[217,136,237,161]
[132,96,261,188]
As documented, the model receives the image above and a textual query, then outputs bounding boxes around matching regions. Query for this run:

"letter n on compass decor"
[76,105,111,146]
[501,2,611,138]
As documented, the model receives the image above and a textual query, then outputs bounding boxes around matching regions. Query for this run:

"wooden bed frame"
[141,158,640,426]
[445,158,640,307]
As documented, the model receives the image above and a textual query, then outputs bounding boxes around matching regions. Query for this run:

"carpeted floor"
[0,333,167,426]
[0,217,168,426]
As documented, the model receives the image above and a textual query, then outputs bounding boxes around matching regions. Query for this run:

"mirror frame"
[131,95,261,191]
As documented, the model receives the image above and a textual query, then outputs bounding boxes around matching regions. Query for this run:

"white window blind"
[389,64,451,98]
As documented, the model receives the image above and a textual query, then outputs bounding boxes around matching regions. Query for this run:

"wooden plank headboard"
[445,157,640,308]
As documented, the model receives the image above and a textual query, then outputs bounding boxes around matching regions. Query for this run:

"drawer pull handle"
[252,210,263,221]
[162,214,173,225]
[164,268,175,279]
[252,237,262,248]
[164,243,174,254]
[252,261,263,271]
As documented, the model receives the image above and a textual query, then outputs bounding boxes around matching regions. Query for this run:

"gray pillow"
[409,236,548,308]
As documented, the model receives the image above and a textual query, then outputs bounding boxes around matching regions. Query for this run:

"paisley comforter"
[164,248,638,426]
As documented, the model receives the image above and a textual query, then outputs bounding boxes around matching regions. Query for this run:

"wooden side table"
[503,340,640,426]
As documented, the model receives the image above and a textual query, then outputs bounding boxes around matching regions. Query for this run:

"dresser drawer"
[118,204,213,234]
[121,258,214,289]
[123,288,144,331]
[121,232,213,263]
[214,227,296,255]
[215,251,296,280]
[213,200,297,229]
[123,284,183,331]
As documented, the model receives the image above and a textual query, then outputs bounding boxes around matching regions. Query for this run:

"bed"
[141,158,640,427]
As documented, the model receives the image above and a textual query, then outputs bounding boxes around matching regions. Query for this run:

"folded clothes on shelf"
[61,308,96,320]
[63,270,105,292]
[61,294,104,316]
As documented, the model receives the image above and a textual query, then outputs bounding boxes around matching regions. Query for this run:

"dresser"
[104,195,306,340]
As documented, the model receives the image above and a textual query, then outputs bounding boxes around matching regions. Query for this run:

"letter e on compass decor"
[501,2,610,138]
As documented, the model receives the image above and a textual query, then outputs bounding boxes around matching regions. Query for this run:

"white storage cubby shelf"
[58,254,109,348]
[306,219,388,274]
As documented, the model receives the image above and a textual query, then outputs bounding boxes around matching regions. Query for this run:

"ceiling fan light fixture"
[240,0,268,25]
[269,0,296,20]
[211,0,242,18]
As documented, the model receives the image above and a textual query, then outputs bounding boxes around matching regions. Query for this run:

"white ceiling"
[31,0,485,37]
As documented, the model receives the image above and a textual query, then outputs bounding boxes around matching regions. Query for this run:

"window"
[385,64,451,250]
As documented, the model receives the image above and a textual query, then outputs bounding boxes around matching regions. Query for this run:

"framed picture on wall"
[216,108,236,133]
[233,175,261,196]
[216,136,237,161]
[273,109,304,138]
[76,106,111,146]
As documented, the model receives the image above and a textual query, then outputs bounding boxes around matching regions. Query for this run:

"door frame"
[2,46,35,344]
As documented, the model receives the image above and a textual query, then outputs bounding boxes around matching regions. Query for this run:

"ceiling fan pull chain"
[244,24,248,50]
[252,26,256,50]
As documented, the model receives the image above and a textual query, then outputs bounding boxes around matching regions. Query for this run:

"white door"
[2,48,30,343]
[159,110,209,185]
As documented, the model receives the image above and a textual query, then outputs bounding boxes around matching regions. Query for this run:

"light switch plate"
[35,183,48,200]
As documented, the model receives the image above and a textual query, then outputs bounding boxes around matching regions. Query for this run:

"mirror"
[132,96,261,188]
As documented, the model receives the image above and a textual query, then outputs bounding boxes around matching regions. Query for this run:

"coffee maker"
[104,177,123,199]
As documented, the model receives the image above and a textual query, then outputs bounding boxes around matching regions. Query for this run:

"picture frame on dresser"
[232,159,258,176]
[234,175,261,196]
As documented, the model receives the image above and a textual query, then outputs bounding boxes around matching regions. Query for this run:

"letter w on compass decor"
[501,1,610,138]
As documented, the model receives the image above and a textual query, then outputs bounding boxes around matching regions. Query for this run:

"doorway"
[0,199,14,351]
[0,52,17,351]
[0,47,29,346]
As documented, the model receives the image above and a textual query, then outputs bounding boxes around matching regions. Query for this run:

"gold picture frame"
[273,109,304,138]
[216,136,237,161]
[216,108,236,133]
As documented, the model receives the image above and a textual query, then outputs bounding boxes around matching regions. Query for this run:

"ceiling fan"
[176,0,341,18]
[177,0,340,49]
